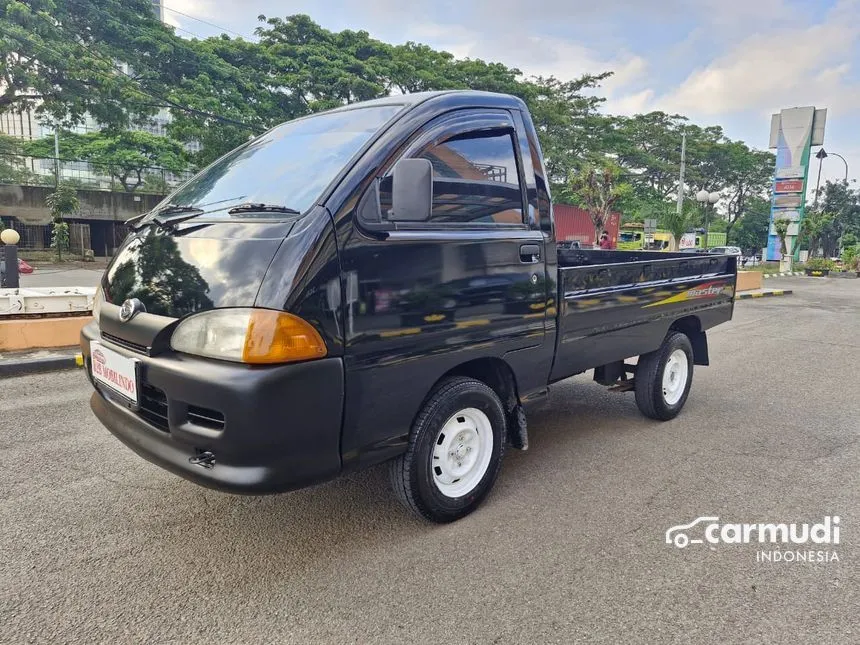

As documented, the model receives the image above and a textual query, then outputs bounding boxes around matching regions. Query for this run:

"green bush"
[804,257,836,272]
[841,245,859,271]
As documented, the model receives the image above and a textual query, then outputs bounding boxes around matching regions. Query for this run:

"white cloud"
[658,23,859,116]
[649,0,860,121]
[610,89,656,116]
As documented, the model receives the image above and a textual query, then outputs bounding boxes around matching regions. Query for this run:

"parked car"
[81,91,737,522]
[708,246,742,256]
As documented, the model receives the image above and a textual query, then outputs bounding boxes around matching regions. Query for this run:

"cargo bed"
[551,249,737,381]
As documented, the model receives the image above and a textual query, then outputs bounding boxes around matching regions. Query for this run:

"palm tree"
[774,216,792,271]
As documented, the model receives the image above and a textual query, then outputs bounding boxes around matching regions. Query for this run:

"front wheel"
[635,332,694,421]
[389,377,506,523]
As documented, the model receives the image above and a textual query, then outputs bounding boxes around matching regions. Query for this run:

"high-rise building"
[151,0,164,22]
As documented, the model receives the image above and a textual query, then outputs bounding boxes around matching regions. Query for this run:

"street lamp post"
[813,148,850,210]
[696,189,720,249]
[1,228,21,289]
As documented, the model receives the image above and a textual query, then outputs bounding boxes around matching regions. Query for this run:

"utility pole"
[53,128,60,187]
[676,130,686,216]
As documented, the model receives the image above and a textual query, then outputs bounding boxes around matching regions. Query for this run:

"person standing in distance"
[599,230,613,250]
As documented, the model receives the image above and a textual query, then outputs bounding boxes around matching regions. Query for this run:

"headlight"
[92,287,104,323]
[170,308,327,364]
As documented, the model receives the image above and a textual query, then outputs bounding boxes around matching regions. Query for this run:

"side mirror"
[389,158,432,222]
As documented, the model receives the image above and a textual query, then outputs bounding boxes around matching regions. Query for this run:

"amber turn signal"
[242,310,327,364]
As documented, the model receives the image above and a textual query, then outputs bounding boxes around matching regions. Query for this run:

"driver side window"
[379,128,524,225]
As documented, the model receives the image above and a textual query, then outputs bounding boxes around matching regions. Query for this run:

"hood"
[103,220,294,319]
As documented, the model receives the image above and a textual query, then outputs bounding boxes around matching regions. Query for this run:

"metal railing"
[0,221,130,255]
[0,152,195,194]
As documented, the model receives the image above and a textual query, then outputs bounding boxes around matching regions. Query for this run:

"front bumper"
[81,322,344,494]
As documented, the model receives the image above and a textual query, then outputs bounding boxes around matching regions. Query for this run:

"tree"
[5,3,784,214]
[774,217,791,255]
[729,197,770,254]
[709,143,774,240]
[610,114,773,238]
[567,164,632,243]
[45,183,78,261]
[81,131,188,191]
[1,0,191,128]
[659,202,699,251]
[800,210,833,258]
[50,220,69,261]
[24,130,188,191]
[45,183,79,221]
[0,132,35,184]
[522,73,614,190]
[817,180,860,257]
[613,112,689,200]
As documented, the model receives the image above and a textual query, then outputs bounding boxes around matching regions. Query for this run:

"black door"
[338,109,549,462]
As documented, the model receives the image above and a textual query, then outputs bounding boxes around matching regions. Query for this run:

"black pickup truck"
[81,91,736,522]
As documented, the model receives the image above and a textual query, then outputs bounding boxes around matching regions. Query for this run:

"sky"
[161,0,860,187]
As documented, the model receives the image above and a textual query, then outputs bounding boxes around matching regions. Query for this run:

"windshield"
[159,105,403,217]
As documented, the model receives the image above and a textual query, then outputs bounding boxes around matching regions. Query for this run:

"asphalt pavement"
[1,276,858,644]
[19,265,104,288]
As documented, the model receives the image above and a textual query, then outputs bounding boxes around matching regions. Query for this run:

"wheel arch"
[432,357,525,448]
[669,315,709,366]
[439,356,520,409]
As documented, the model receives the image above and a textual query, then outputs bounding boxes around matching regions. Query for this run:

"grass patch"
[19,250,86,264]
[741,262,785,274]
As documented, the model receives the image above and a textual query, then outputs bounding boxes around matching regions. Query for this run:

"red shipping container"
[553,204,620,247]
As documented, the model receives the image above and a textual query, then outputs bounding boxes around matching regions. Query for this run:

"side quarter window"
[380,128,525,225]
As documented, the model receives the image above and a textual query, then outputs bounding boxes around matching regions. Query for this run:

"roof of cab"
[331,90,527,112]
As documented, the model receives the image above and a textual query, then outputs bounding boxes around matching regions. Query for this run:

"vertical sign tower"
[766,107,827,261]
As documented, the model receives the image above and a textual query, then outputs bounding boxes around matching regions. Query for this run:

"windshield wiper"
[152,204,205,231]
[129,204,204,231]
[227,203,301,216]
[156,204,203,217]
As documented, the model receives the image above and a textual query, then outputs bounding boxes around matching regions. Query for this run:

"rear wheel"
[390,377,506,523]
[635,332,694,421]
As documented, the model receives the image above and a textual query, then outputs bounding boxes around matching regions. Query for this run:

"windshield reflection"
[108,234,214,316]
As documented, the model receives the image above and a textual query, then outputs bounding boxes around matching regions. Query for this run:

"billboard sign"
[773,209,800,221]
[774,179,804,193]
[679,233,697,249]
[775,166,806,179]
[773,193,803,208]
[766,107,826,261]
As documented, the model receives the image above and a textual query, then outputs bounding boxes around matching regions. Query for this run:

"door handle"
[520,244,541,263]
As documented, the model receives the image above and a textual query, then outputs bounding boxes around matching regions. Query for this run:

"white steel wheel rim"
[431,407,494,498]
[662,349,689,406]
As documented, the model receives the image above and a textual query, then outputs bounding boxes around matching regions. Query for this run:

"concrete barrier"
[0,315,91,351]
[736,271,763,292]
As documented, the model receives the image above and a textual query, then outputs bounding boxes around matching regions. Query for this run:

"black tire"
[389,376,506,523]
[634,332,694,421]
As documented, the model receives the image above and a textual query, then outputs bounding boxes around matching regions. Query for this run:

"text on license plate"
[90,341,139,404]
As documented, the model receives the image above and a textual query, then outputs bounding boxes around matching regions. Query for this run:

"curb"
[735,289,793,300]
[763,272,805,278]
[0,352,83,378]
